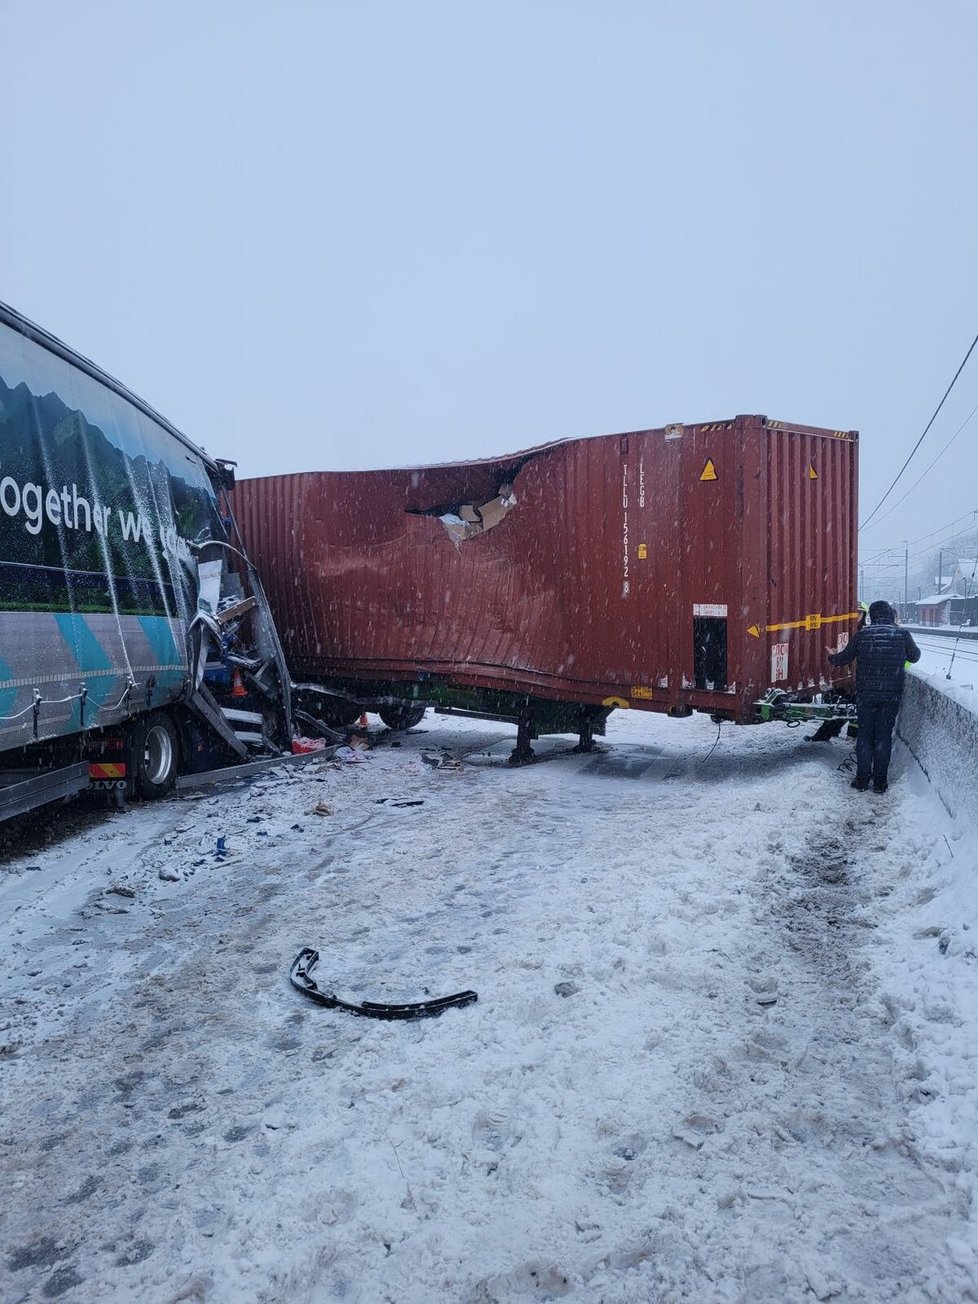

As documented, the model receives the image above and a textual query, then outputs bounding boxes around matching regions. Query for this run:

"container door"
[764,421,859,692]
[649,425,685,708]
[676,422,740,701]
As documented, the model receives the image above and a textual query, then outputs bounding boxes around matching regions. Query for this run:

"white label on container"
[771,642,789,682]
[693,603,728,618]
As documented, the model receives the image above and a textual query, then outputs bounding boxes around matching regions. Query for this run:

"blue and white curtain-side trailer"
[0,305,228,754]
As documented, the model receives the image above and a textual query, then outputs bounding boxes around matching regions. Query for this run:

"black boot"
[807,720,845,742]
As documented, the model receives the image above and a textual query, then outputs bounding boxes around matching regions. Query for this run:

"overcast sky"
[2,1,976,575]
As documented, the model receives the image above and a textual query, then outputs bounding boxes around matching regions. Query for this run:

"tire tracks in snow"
[604,777,969,1304]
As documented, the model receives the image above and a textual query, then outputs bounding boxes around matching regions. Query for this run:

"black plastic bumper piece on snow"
[289,947,478,1021]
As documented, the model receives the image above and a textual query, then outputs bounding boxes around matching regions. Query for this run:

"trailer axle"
[754,689,858,725]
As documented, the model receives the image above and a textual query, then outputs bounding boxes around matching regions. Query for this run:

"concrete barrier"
[899,672,978,822]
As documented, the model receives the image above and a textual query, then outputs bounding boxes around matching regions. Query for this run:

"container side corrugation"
[233,416,858,722]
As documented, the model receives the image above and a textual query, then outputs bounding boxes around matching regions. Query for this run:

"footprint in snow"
[467,1261,572,1302]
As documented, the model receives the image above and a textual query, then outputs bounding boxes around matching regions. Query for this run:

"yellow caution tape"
[747,611,861,638]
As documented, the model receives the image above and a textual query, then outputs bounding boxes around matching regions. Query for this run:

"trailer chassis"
[754,688,858,726]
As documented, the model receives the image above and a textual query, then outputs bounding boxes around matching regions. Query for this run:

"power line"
[860,328,978,531]
[902,506,978,548]
[865,538,972,576]
[858,402,978,534]
[859,507,978,568]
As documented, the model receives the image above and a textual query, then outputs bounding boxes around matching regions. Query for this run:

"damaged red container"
[233,414,858,726]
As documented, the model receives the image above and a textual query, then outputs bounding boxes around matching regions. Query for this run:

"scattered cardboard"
[439,485,517,543]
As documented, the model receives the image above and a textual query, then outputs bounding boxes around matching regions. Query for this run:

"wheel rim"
[144,724,174,785]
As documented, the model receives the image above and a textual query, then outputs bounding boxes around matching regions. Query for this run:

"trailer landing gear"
[508,702,605,763]
[571,707,599,754]
[509,700,537,766]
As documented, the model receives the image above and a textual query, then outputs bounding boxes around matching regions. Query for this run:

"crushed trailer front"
[233,415,858,741]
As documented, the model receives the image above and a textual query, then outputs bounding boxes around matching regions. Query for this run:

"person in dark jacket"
[826,600,920,793]
[806,602,869,742]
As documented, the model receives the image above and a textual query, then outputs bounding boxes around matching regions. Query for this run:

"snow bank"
[875,669,978,1279]
[900,670,978,826]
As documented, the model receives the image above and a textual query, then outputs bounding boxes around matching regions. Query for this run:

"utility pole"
[939,549,943,593]
[904,541,909,617]
[860,566,865,604]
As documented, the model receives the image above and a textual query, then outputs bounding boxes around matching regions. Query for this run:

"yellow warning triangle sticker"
[808,464,818,480]
[700,459,718,482]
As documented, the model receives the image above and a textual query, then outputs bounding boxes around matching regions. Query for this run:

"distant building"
[915,593,952,626]
[949,595,978,626]
[910,559,978,625]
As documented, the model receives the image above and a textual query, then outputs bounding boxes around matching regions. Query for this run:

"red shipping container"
[233,415,858,726]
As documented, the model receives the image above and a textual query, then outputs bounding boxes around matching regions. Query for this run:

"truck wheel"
[327,702,363,728]
[378,703,426,732]
[130,712,180,799]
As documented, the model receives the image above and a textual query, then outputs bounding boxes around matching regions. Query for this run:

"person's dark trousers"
[855,697,900,785]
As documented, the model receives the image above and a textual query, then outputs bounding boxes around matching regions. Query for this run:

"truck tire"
[378,703,426,732]
[325,702,363,728]
[130,712,180,800]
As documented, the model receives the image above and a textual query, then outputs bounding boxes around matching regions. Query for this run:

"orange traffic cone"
[231,669,247,699]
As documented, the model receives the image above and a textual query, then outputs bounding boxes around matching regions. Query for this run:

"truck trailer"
[0,302,292,821]
[233,415,859,760]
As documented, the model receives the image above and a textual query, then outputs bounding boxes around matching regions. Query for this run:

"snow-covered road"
[2,709,976,1303]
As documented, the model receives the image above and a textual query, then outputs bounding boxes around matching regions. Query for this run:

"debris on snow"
[291,735,329,754]
[421,751,464,771]
[289,947,478,1021]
